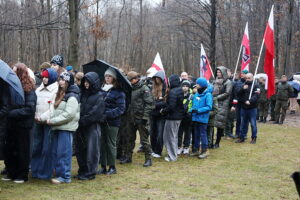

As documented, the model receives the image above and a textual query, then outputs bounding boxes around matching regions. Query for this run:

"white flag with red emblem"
[200,44,213,80]
[263,5,275,98]
[241,22,251,71]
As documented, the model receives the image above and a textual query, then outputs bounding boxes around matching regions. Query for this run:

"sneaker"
[199,152,208,159]
[164,157,171,162]
[14,179,25,184]
[1,176,12,181]
[177,147,183,155]
[183,147,189,155]
[51,178,62,184]
[190,151,199,156]
[151,153,161,158]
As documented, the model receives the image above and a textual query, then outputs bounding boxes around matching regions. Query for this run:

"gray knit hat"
[104,67,117,79]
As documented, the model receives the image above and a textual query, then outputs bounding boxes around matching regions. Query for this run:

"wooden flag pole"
[249,38,265,100]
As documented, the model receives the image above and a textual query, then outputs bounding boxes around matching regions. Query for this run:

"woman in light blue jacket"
[190,78,213,159]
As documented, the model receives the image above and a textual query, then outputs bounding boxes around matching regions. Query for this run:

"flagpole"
[249,38,265,100]
[233,43,243,79]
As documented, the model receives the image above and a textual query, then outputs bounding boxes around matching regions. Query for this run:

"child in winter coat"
[47,72,80,184]
[189,78,213,159]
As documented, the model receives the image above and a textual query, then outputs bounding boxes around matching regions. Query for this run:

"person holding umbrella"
[98,67,126,175]
[2,63,36,183]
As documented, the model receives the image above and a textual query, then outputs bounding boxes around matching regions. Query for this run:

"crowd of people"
[0,55,299,184]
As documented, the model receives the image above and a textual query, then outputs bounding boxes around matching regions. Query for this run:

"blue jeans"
[51,130,73,183]
[193,122,208,151]
[240,108,257,139]
[235,104,242,137]
[31,124,53,179]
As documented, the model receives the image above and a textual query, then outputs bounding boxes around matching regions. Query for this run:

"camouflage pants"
[224,110,235,136]
[275,100,289,123]
[258,101,269,118]
[270,100,276,120]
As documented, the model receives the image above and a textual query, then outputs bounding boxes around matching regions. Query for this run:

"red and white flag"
[263,5,275,98]
[147,52,168,85]
[200,44,213,80]
[241,22,251,71]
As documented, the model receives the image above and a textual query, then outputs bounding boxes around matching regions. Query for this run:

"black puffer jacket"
[151,70,167,117]
[8,90,37,129]
[79,72,105,127]
[163,74,184,120]
[238,80,259,109]
[0,80,10,160]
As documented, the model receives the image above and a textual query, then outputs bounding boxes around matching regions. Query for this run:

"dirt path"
[266,109,300,128]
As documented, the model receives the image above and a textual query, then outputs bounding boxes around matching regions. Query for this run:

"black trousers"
[150,117,165,155]
[177,119,191,148]
[4,127,31,181]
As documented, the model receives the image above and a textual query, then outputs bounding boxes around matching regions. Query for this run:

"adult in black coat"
[75,72,105,180]
[3,63,37,183]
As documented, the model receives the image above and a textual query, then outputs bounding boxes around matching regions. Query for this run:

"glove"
[192,109,198,114]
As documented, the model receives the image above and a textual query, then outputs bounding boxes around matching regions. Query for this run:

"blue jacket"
[102,88,126,127]
[190,85,213,124]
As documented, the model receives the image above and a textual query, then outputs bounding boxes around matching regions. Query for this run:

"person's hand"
[46,119,51,125]
[231,107,236,112]
[35,116,41,122]
[192,109,198,114]
[245,101,250,105]
[243,85,248,89]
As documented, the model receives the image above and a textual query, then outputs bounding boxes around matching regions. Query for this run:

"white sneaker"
[164,157,171,162]
[151,153,161,158]
[177,147,183,155]
[183,147,189,155]
[1,176,12,181]
[14,179,25,183]
[51,178,62,184]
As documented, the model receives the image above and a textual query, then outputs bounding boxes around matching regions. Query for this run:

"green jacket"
[49,92,80,132]
[129,80,154,121]
[276,82,293,101]
[258,83,268,103]
[270,83,278,101]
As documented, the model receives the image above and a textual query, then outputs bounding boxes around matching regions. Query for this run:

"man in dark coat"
[235,73,259,144]
[75,72,105,180]
[121,71,153,167]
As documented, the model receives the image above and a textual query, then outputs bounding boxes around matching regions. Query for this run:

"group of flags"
[147,5,275,99]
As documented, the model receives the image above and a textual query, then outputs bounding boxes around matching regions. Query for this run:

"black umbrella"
[82,60,132,105]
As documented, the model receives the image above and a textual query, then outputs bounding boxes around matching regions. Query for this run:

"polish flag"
[200,44,214,80]
[241,22,251,71]
[147,52,168,85]
[263,5,275,98]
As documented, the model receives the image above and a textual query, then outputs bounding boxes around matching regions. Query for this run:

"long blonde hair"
[152,77,164,100]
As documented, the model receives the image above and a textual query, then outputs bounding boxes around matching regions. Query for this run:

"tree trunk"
[68,0,79,69]
[210,0,217,71]
[283,0,293,75]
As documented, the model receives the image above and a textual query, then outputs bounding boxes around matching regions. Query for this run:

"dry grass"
[0,122,299,200]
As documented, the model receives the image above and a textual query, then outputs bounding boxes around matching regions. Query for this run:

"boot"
[258,116,263,122]
[291,171,300,197]
[263,117,267,123]
[250,137,256,144]
[273,120,279,124]
[235,138,245,143]
[97,165,107,175]
[106,166,117,175]
[120,156,132,164]
[143,159,152,167]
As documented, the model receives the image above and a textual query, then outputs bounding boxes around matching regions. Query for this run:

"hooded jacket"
[0,79,10,160]
[151,70,167,117]
[35,68,58,122]
[213,66,233,129]
[163,74,184,120]
[190,85,213,124]
[49,85,80,132]
[129,79,153,122]
[79,72,105,127]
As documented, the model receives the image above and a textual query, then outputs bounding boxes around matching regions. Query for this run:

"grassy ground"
[0,122,299,200]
